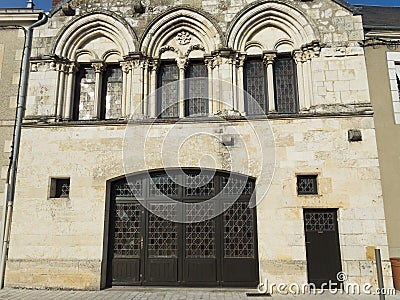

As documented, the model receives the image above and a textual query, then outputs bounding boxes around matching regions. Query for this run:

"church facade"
[1,0,393,291]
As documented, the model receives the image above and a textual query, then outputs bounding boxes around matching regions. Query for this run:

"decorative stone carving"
[205,55,222,69]
[185,44,205,57]
[262,52,277,66]
[176,31,191,45]
[176,57,188,70]
[92,62,105,73]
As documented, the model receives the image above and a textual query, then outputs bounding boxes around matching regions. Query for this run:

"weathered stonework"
[2,0,393,291]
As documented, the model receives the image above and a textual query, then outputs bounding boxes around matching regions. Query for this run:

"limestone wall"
[0,28,26,226]
[5,115,392,289]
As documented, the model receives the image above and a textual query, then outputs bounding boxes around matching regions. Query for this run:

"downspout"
[0,12,48,288]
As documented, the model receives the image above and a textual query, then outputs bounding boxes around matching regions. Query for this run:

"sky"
[0,0,399,12]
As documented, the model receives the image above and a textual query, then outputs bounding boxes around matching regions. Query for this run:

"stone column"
[263,52,277,113]
[229,56,238,110]
[294,50,306,110]
[176,57,188,118]
[56,62,67,120]
[92,62,105,119]
[63,62,77,120]
[205,55,222,114]
[142,60,149,116]
[237,54,246,113]
[130,59,141,116]
[149,59,159,118]
[121,61,130,118]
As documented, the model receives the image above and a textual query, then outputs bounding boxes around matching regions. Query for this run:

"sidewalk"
[0,287,399,300]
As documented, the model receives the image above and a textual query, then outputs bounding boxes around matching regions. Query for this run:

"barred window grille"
[186,62,208,116]
[244,59,267,115]
[158,63,179,118]
[51,178,70,198]
[274,57,299,113]
[297,175,318,195]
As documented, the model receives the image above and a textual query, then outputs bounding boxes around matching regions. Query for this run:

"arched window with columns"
[52,13,137,121]
[140,8,221,118]
[227,1,320,116]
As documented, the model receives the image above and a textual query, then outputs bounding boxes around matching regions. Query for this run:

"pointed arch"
[140,7,223,57]
[227,0,320,51]
[53,12,137,59]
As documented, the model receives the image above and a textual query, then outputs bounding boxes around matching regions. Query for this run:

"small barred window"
[50,178,70,198]
[297,175,318,195]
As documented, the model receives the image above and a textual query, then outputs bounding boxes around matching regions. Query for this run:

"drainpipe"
[0,12,48,289]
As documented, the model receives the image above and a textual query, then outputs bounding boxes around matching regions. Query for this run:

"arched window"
[244,58,267,115]
[157,60,209,118]
[243,54,298,115]
[274,55,299,114]
[185,61,208,117]
[157,62,179,118]
[73,63,123,121]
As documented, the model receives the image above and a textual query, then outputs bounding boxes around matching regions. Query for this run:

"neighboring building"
[1,0,394,291]
[359,4,400,266]
[0,8,43,245]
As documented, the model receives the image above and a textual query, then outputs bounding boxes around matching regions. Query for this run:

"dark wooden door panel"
[304,209,342,288]
[183,259,217,284]
[112,258,140,285]
[146,259,178,283]
[222,259,258,284]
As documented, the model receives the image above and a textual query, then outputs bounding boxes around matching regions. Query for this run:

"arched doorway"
[106,169,259,287]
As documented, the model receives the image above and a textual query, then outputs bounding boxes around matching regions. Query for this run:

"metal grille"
[221,177,254,195]
[150,174,179,196]
[158,63,179,118]
[185,174,214,196]
[244,60,267,115]
[223,202,254,258]
[186,62,208,116]
[113,202,142,258]
[77,67,96,120]
[297,175,318,195]
[115,180,143,197]
[54,178,70,198]
[274,57,298,113]
[185,203,215,258]
[148,203,178,257]
[104,66,123,119]
[304,211,336,232]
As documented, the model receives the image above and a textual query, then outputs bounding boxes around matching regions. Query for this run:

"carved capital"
[237,54,246,67]
[120,61,132,73]
[148,59,159,72]
[92,62,105,73]
[204,55,222,69]
[176,57,188,70]
[67,62,78,74]
[263,52,277,66]
[293,50,305,63]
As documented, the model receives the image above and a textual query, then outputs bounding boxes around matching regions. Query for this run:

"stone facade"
[0,8,43,255]
[1,0,394,291]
